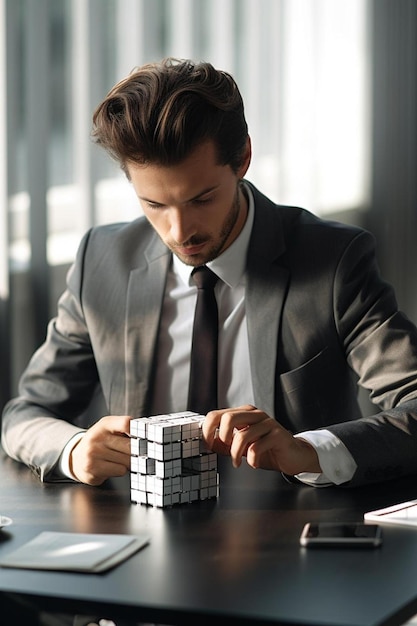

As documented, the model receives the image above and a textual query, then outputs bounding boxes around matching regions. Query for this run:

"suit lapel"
[246,266,289,419]
[124,239,170,417]
[246,185,289,418]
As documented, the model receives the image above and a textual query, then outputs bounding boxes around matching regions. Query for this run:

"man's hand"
[202,405,321,475]
[70,415,133,485]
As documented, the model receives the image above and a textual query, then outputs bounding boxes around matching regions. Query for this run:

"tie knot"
[191,266,218,290]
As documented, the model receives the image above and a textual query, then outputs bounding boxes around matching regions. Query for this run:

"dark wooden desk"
[2,448,417,625]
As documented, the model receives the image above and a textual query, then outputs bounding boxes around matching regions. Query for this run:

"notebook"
[0,531,150,573]
[364,500,417,528]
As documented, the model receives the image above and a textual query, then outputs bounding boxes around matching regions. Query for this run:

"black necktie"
[187,266,219,415]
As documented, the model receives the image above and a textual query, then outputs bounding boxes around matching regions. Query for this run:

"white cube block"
[130,410,218,508]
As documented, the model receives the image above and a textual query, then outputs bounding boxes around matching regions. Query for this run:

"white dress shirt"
[60,183,357,485]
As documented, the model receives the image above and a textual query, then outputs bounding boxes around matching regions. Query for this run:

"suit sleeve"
[327,230,417,485]
[1,229,99,481]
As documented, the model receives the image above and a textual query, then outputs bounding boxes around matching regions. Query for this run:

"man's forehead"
[126,142,231,202]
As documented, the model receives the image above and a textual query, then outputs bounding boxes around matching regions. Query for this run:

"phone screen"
[300,522,383,548]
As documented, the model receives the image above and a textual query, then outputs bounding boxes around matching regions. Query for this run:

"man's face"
[127,139,251,266]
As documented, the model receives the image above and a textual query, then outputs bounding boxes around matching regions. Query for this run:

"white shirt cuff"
[58,431,86,481]
[294,429,357,486]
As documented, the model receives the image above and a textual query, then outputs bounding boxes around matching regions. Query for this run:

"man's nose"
[170,208,195,243]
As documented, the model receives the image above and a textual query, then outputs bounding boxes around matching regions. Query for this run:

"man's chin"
[170,244,217,267]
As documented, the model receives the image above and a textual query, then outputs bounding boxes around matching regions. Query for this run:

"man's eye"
[193,196,213,206]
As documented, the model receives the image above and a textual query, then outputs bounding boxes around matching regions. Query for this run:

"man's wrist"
[58,431,86,481]
[295,437,322,473]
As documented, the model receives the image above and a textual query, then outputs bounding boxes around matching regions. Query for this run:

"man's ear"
[238,136,252,178]
[123,162,132,181]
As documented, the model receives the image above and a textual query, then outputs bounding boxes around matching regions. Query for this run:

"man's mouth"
[175,242,207,256]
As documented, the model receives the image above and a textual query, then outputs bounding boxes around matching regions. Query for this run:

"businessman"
[3,57,417,489]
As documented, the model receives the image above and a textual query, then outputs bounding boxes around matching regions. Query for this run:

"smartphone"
[300,522,383,548]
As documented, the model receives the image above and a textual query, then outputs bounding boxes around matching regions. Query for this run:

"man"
[3,57,417,488]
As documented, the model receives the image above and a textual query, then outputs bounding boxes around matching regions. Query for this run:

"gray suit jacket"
[3,182,417,485]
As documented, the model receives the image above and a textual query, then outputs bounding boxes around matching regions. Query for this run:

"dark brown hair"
[91,57,248,174]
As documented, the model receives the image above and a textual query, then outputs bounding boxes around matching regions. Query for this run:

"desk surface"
[2,449,417,625]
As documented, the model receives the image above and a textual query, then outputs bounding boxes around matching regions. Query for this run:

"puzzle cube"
[130,411,219,508]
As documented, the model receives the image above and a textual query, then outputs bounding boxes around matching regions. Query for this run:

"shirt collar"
[173,181,254,288]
